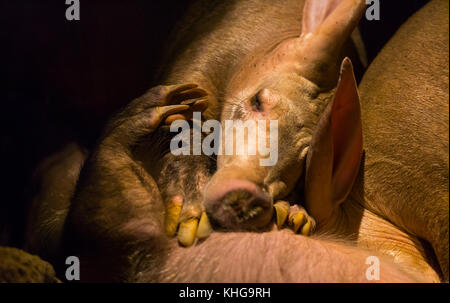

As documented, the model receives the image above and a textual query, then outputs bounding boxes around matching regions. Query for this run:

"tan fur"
[357,0,449,280]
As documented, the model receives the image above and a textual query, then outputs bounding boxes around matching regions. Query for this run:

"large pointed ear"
[304,58,363,223]
[301,0,342,35]
[295,0,366,88]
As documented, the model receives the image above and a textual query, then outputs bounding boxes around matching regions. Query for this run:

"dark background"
[1,0,429,249]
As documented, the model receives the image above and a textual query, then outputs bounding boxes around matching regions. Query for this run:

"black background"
[2,0,430,249]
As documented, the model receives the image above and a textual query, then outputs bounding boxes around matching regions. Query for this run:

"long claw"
[300,219,312,236]
[274,201,289,228]
[289,212,306,234]
[180,96,208,106]
[275,202,315,236]
[164,114,188,125]
[169,87,208,105]
[165,196,183,237]
[196,212,212,239]
[178,218,199,247]
[191,99,209,112]
[301,218,316,236]
[163,97,209,125]
[157,104,190,117]
[165,83,198,101]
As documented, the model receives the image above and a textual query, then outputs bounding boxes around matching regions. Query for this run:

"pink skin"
[204,179,273,230]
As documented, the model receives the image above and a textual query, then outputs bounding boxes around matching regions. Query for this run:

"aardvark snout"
[204,179,273,231]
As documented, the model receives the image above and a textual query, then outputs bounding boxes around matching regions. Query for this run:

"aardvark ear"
[295,0,366,88]
[301,0,342,35]
[304,57,363,223]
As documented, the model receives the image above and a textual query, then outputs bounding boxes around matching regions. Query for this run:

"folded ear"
[304,58,363,223]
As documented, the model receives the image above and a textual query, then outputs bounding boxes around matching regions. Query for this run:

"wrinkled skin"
[25,0,447,282]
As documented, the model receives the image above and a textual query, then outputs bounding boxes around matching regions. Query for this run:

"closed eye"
[250,91,263,112]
